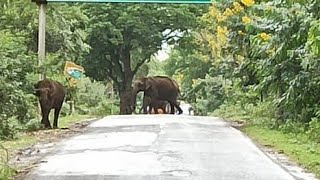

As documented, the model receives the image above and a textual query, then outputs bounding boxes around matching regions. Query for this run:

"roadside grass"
[0,114,96,179]
[57,114,95,128]
[212,104,320,178]
[0,144,16,180]
[243,125,320,178]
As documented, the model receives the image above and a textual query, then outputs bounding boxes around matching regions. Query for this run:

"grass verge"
[0,114,96,179]
[213,103,320,178]
[242,125,320,178]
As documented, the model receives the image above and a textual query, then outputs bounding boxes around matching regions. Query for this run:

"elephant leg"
[161,107,166,114]
[53,106,62,129]
[142,95,151,114]
[169,102,175,114]
[143,105,148,114]
[166,104,171,114]
[41,108,51,128]
[154,108,159,114]
[174,102,183,115]
[148,106,153,114]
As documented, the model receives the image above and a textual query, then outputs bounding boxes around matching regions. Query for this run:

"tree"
[163,29,225,114]
[0,1,92,138]
[82,4,207,114]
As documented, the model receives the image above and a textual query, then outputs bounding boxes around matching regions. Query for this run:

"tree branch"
[106,69,121,89]
[111,48,124,75]
[132,57,150,75]
[104,58,121,89]
[163,29,185,43]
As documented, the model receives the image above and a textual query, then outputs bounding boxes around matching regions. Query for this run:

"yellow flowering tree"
[201,0,255,69]
[241,0,255,7]
[167,0,320,154]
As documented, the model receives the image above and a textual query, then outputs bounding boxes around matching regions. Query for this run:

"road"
[25,115,308,180]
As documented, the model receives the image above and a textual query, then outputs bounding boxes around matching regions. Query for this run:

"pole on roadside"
[38,1,46,80]
[32,0,47,118]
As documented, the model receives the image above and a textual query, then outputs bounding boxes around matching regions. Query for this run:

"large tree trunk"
[118,46,134,115]
[119,87,133,115]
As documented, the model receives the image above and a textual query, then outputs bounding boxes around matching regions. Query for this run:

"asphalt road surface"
[26,115,309,180]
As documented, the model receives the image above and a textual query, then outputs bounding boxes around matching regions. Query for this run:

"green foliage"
[76,77,107,108]
[81,3,206,114]
[244,125,320,178]
[0,0,108,139]
[146,58,166,76]
[163,38,214,113]
[0,144,15,179]
[73,77,118,115]
[0,164,15,180]
[0,29,37,139]
[91,100,120,116]
[24,119,44,132]
[82,4,201,84]
[160,0,316,144]
[0,117,20,140]
[192,75,225,115]
[307,114,320,142]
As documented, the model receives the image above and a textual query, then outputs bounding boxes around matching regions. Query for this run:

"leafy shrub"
[278,120,306,134]
[0,144,16,179]
[192,75,226,115]
[0,30,37,139]
[65,77,119,116]
[307,118,320,142]
[91,100,119,116]
[0,117,20,140]
[194,99,209,116]
[24,118,44,132]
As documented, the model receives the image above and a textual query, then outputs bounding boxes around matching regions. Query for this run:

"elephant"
[139,94,170,114]
[33,79,66,128]
[150,108,165,114]
[132,76,183,114]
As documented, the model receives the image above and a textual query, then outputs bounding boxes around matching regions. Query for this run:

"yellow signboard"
[64,61,85,87]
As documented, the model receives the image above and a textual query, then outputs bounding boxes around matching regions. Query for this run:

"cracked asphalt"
[24,115,313,180]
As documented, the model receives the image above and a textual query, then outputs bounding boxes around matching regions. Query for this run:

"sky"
[154,43,171,61]
[154,29,183,61]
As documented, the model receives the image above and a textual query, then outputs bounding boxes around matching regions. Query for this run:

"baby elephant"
[34,79,66,128]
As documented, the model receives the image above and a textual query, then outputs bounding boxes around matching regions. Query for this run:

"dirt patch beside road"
[10,118,97,179]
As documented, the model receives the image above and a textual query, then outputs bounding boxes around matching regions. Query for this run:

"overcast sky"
[154,43,171,61]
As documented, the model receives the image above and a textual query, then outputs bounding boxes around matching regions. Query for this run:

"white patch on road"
[62,132,157,151]
[89,115,227,128]
[27,115,315,179]
[37,151,163,175]
[36,131,161,176]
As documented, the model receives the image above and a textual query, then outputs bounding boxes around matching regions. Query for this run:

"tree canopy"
[81,3,207,114]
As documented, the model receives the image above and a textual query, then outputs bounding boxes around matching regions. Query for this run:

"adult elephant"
[139,94,170,114]
[132,76,183,114]
[34,79,66,128]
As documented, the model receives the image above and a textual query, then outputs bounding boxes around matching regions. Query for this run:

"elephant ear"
[145,79,152,90]
[135,80,144,89]
[47,81,56,97]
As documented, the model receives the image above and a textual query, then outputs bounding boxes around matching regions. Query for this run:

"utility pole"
[33,0,47,118]
[38,1,46,80]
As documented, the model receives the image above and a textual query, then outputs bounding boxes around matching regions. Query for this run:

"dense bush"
[71,77,118,116]
[0,30,37,139]
[0,144,15,179]
[0,1,120,139]
[165,0,320,141]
